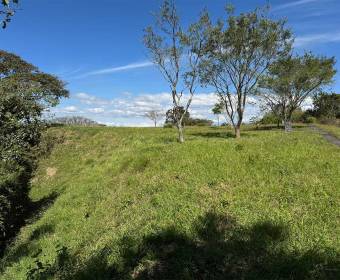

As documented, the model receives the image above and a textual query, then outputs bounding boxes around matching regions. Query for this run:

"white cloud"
[272,0,320,11]
[54,91,262,126]
[87,107,105,113]
[75,92,111,106]
[295,32,340,47]
[72,61,154,79]
[64,106,78,112]
[301,96,314,110]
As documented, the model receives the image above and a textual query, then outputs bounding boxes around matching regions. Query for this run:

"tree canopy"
[1,0,18,28]
[311,93,340,119]
[199,6,292,137]
[258,53,336,131]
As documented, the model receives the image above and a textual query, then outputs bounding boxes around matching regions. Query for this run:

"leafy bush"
[163,123,174,128]
[0,50,68,250]
[185,118,213,126]
[259,112,280,125]
[304,116,317,124]
[0,162,30,249]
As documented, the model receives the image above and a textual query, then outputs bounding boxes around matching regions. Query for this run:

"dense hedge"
[0,162,30,250]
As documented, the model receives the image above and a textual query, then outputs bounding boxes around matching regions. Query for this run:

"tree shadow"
[0,192,58,269]
[33,212,339,279]
[115,213,339,280]
[29,224,55,241]
[245,125,307,132]
[190,131,236,139]
[27,192,59,223]
[0,191,58,260]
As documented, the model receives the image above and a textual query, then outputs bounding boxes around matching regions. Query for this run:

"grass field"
[1,126,339,279]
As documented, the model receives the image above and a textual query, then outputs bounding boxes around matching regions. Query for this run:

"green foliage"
[200,5,292,137]
[163,123,174,128]
[260,111,281,125]
[0,126,339,279]
[258,53,336,131]
[185,118,213,126]
[165,107,212,126]
[0,50,68,249]
[1,0,18,28]
[165,106,190,125]
[212,102,223,115]
[312,93,340,119]
[305,116,317,124]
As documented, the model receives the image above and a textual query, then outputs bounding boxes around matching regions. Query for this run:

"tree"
[260,111,281,126]
[200,6,292,138]
[257,53,336,131]
[1,0,18,28]
[312,93,340,119]
[145,110,163,127]
[0,50,68,245]
[143,0,209,142]
[165,106,189,125]
[212,102,223,126]
[185,117,213,126]
[51,116,99,126]
[0,50,69,163]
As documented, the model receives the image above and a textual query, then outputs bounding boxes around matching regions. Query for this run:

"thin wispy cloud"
[72,61,154,79]
[272,0,320,11]
[295,31,340,47]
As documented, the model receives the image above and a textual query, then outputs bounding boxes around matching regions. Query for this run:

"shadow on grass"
[191,131,236,139]
[0,193,58,268]
[26,212,340,280]
[245,125,307,132]
[0,190,59,258]
[27,192,59,223]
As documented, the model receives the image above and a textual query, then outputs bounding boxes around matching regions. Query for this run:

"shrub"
[0,50,68,250]
[305,116,317,124]
[163,123,174,128]
[0,162,30,251]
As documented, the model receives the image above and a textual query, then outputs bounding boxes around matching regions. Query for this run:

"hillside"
[1,126,339,279]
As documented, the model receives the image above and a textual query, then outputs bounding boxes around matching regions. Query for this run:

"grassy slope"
[316,124,340,138]
[1,126,339,279]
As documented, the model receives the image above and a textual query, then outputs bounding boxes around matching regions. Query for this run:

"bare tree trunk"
[154,120,157,127]
[235,124,241,138]
[284,118,292,132]
[217,115,220,126]
[177,123,184,143]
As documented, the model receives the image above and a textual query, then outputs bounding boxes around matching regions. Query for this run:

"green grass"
[316,124,340,138]
[1,126,339,279]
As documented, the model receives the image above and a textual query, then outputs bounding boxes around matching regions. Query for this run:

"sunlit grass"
[1,126,339,279]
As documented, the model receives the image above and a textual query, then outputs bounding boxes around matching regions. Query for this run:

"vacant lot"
[1,126,339,279]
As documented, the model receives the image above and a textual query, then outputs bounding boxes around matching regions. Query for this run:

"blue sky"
[1,0,340,126]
